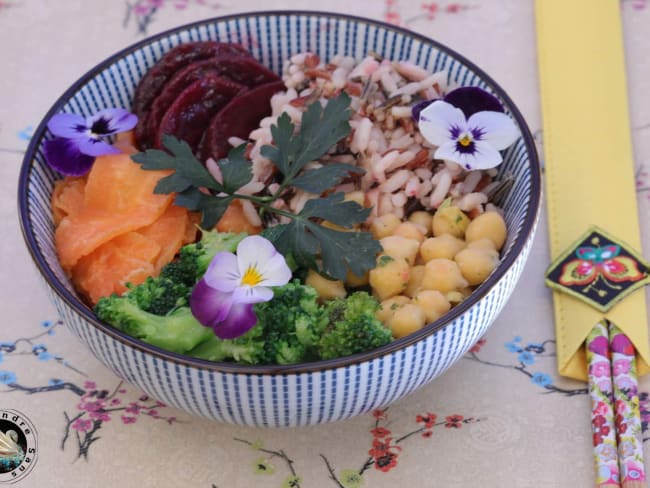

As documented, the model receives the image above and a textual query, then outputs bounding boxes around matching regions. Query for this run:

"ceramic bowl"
[18,11,541,427]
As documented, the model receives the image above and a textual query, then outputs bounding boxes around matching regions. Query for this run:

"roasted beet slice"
[139,56,280,148]
[155,75,245,153]
[199,80,286,162]
[133,42,249,115]
[132,42,250,148]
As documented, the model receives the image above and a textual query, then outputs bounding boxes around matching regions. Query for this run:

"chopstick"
[587,321,621,488]
[609,323,646,488]
[587,322,647,488]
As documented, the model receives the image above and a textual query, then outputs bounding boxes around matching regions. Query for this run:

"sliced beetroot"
[155,75,246,153]
[139,56,280,148]
[132,42,250,117]
[199,80,286,162]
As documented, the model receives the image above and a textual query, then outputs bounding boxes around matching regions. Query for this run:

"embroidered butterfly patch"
[545,227,650,312]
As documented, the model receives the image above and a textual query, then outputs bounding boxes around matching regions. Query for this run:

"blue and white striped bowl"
[18,11,541,427]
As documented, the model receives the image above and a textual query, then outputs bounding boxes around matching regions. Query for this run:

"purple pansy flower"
[418,98,519,170]
[412,86,505,121]
[44,108,137,176]
[190,235,292,339]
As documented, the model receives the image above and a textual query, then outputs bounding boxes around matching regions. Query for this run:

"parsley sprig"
[131,92,382,280]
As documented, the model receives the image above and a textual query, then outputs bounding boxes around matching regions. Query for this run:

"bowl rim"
[18,9,541,375]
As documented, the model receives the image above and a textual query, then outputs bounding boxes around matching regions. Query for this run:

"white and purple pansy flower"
[190,235,292,339]
[44,108,137,176]
[414,86,519,170]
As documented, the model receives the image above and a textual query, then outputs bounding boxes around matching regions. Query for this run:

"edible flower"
[411,86,505,121]
[414,86,519,170]
[190,235,292,339]
[418,99,519,170]
[44,108,137,176]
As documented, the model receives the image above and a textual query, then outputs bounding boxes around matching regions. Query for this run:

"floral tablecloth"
[1,1,649,487]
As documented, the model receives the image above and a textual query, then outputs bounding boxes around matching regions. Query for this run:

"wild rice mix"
[216,52,507,229]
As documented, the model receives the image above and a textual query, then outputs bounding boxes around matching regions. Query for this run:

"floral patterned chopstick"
[609,323,646,488]
[587,321,621,488]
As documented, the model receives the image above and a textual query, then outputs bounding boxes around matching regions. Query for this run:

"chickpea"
[387,304,426,338]
[467,237,497,251]
[408,210,433,236]
[465,211,507,250]
[405,265,425,297]
[369,255,410,301]
[376,295,410,323]
[454,246,500,286]
[412,289,451,323]
[445,290,465,304]
[419,234,466,262]
[346,269,369,288]
[370,213,401,239]
[380,235,420,266]
[432,206,470,238]
[393,221,426,243]
[305,270,347,300]
[421,258,468,293]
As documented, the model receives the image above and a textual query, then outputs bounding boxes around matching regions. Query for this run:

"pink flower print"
[83,381,97,390]
[446,3,463,13]
[125,403,141,415]
[469,338,486,353]
[166,417,177,425]
[421,2,439,19]
[590,361,611,378]
[80,400,104,413]
[594,401,610,416]
[613,358,631,375]
[372,409,388,421]
[72,418,93,432]
[110,398,121,406]
[89,411,111,422]
[121,415,137,424]
[384,11,401,25]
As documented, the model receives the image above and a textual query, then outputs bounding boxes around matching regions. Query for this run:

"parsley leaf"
[300,193,371,229]
[130,93,382,281]
[291,163,364,194]
[217,144,253,194]
[173,189,232,229]
[261,92,352,181]
[132,135,222,194]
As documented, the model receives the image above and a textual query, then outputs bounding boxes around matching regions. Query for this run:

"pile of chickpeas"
[303,196,507,340]
[369,206,507,338]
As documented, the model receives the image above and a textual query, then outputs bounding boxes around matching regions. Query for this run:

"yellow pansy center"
[241,266,263,286]
[458,134,472,147]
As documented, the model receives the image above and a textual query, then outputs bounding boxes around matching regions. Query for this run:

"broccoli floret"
[124,276,191,316]
[253,280,327,364]
[318,292,393,360]
[188,323,266,364]
[94,297,214,354]
[159,230,247,286]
